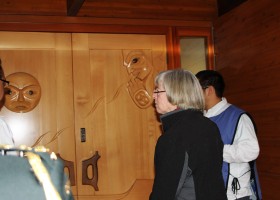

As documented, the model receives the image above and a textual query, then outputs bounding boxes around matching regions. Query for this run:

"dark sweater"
[149,109,227,200]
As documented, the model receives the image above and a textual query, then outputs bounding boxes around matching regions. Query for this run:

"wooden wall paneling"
[213,0,280,199]
[72,33,166,199]
[0,0,66,16]
[0,0,217,21]
[0,15,213,33]
[78,0,217,20]
[0,31,77,194]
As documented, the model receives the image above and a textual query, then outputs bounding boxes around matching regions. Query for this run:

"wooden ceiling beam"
[67,0,85,16]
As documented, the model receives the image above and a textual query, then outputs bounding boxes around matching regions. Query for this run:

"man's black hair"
[195,70,225,98]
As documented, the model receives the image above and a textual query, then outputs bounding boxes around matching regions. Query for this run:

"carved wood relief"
[124,50,154,109]
[5,72,41,113]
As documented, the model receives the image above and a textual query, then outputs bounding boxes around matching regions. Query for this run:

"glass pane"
[180,37,207,74]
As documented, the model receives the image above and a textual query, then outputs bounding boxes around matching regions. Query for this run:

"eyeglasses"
[0,78,9,86]
[153,90,166,94]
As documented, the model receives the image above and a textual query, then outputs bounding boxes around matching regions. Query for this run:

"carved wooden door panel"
[0,32,77,194]
[72,33,167,199]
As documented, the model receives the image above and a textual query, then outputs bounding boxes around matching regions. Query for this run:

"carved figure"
[4,72,41,113]
[124,50,154,108]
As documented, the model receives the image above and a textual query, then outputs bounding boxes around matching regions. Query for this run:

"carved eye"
[4,88,12,95]
[132,58,138,64]
[28,90,34,95]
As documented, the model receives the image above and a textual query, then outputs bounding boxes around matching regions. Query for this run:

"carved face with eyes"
[4,72,41,113]
[124,51,152,81]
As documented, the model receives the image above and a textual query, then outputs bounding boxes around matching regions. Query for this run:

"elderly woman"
[149,69,226,200]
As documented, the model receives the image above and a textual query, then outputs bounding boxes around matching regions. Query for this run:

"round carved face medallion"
[4,72,41,113]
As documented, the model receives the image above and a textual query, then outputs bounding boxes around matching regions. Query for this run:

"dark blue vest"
[210,105,262,199]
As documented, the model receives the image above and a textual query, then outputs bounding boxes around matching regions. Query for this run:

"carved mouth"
[15,106,28,110]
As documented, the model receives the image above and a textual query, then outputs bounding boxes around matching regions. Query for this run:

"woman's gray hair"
[155,69,205,112]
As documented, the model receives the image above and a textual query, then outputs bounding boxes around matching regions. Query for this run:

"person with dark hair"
[0,59,14,146]
[196,70,262,200]
[149,69,227,200]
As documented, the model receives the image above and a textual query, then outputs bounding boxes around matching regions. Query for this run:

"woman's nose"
[152,93,157,99]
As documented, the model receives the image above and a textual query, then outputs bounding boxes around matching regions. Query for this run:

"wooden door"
[0,31,77,194]
[72,33,167,199]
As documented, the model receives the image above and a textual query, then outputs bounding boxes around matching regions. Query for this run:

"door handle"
[82,151,101,191]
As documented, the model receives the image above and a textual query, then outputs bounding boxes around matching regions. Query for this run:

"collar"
[160,108,183,119]
[160,109,202,132]
[204,97,231,117]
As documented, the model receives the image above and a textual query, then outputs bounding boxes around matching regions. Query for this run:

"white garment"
[0,116,14,146]
[204,98,260,200]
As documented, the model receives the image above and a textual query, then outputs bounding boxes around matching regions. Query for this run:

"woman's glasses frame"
[0,78,9,86]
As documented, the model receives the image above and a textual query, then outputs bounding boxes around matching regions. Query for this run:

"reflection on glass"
[180,37,207,74]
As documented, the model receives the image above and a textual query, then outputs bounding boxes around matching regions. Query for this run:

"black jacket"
[150,109,227,200]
